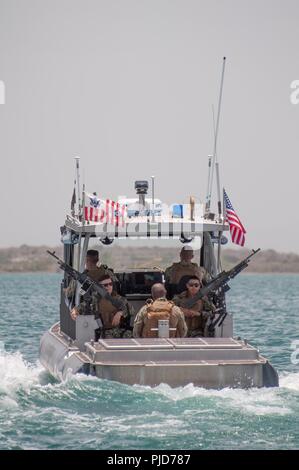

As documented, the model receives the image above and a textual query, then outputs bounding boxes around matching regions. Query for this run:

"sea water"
[0,273,298,450]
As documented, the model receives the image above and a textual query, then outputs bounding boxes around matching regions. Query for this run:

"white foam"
[0,348,43,400]
[0,396,19,409]
[134,381,291,416]
[1,342,298,418]
[279,372,299,391]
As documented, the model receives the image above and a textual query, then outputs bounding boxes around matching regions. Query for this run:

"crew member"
[70,274,134,339]
[173,275,216,337]
[133,283,187,338]
[164,246,205,296]
[65,249,114,299]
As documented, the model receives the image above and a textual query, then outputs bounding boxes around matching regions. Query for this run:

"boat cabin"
[58,186,231,346]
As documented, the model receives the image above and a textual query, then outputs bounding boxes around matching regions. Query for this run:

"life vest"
[175,292,205,334]
[98,296,119,328]
[168,262,201,284]
[142,299,177,338]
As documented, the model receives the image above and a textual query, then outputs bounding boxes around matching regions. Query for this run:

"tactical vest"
[185,300,205,333]
[142,299,177,338]
[176,293,205,334]
[169,262,200,284]
[98,297,119,328]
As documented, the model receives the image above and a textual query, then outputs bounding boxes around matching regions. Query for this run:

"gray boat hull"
[39,323,278,388]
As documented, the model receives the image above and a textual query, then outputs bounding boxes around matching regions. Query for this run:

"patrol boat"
[39,174,278,388]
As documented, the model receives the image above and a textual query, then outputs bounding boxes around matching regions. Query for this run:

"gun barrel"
[46,250,60,261]
[242,248,261,266]
[184,248,261,309]
[228,248,260,277]
[250,248,261,258]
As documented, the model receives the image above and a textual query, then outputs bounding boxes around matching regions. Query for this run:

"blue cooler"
[172,204,183,218]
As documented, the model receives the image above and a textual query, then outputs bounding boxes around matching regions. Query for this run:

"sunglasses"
[100,281,113,287]
[187,282,200,288]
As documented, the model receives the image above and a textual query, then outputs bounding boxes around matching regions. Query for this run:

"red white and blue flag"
[84,193,126,227]
[223,189,246,246]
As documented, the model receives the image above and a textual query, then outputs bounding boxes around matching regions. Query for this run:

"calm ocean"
[0,273,298,450]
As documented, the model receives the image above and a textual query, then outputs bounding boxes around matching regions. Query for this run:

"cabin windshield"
[64,234,219,298]
[84,237,203,272]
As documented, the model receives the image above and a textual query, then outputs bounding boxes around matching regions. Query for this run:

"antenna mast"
[205,57,226,215]
[151,176,155,223]
[205,154,212,214]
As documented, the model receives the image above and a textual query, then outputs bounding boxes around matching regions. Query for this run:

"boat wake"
[132,371,299,416]
[0,345,43,406]
[1,343,299,418]
[279,371,299,391]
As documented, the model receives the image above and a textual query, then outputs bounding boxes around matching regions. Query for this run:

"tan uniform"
[173,291,215,337]
[77,291,134,339]
[133,297,187,338]
[164,261,204,285]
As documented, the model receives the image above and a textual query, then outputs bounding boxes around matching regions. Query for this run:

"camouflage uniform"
[164,261,205,285]
[133,297,187,338]
[65,265,115,299]
[77,291,134,339]
[173,291,216,337]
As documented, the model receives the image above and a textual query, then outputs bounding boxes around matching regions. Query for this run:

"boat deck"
[40,325,278,387]
[83,337,263,365]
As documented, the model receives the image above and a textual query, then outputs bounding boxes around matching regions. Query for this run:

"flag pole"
[75,156,81,217]
[216,162,222,219]
[217,233,222,273]
[82,184,85,226]
[216,170,223,273]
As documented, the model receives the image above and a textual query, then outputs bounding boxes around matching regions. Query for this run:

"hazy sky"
[0,0,298,251]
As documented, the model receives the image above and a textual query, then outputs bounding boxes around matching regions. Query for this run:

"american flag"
[223,189,246,246]
[84,193,126,227]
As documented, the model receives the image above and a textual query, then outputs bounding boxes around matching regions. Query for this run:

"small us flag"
[223,189,246,246]
[84,193,126,227]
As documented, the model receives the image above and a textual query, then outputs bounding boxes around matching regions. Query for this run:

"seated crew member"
[70,274,134,339]
[133,283,187,338]
[173,275,216,337]
[164,246,206,297]
[64,249,114,299]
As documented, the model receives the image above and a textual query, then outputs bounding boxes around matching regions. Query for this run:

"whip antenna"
[205,57,226,214]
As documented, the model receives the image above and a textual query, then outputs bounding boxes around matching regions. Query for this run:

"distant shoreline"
[1,245,299,274]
